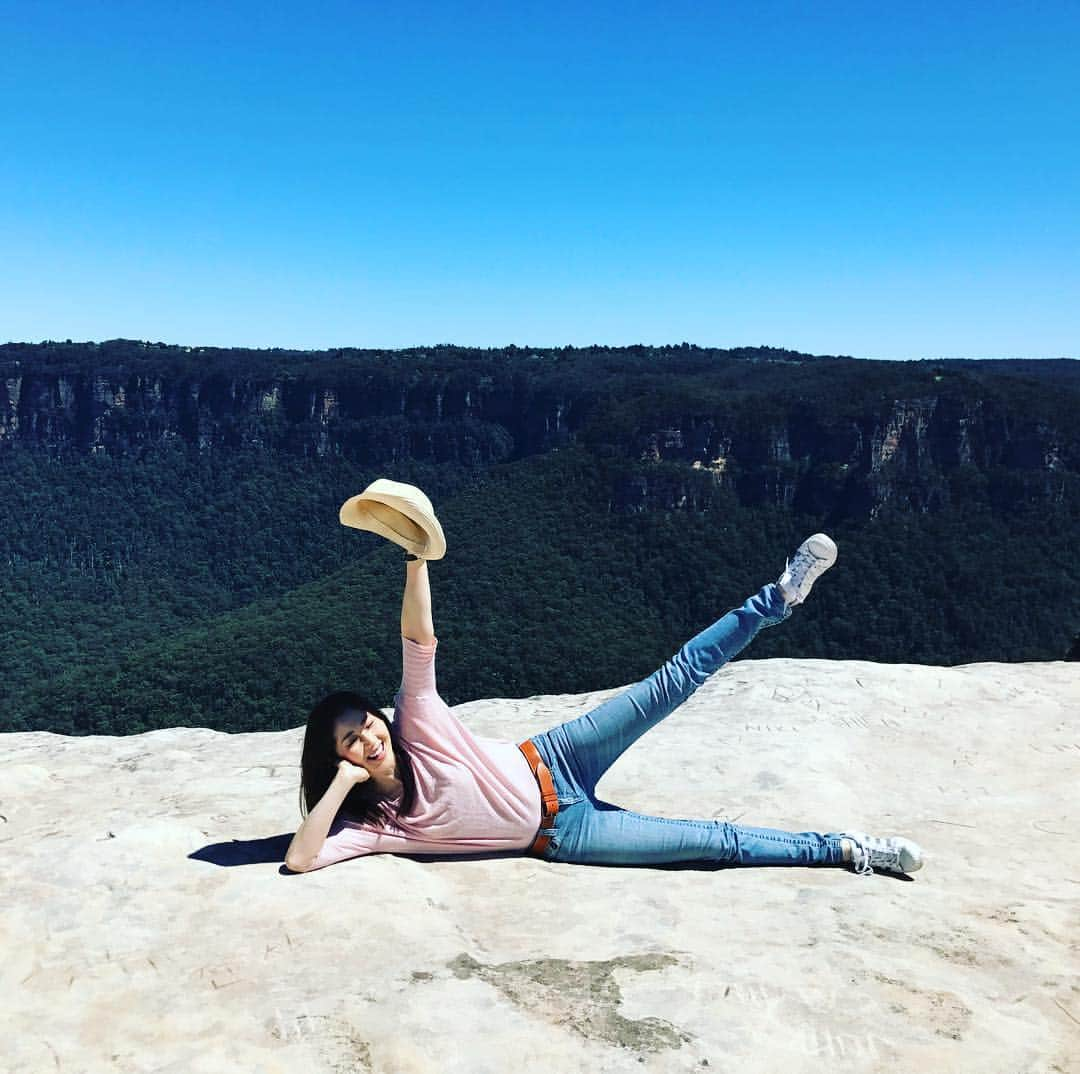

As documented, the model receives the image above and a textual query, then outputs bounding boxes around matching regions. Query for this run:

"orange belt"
[517,739,559,857]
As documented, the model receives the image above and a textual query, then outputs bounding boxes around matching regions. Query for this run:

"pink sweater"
[309,634,544,870]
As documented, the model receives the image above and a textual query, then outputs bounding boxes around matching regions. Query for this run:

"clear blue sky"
[2,1,1077,358]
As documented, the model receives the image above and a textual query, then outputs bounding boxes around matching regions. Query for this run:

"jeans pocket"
[538,826,561,859]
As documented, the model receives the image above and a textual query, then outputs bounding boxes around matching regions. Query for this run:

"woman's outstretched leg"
[540,804,924,876]
[543,800,848,868]
[544,582,793,793]
[531,534,837,800]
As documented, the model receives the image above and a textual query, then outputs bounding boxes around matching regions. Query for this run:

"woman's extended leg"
[540,582,792,794]
[525,534,924,876]
[534,534,838,794]
[542,799,847,868]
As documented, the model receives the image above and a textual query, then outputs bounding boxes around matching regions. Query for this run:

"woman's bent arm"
[285,769,354,872]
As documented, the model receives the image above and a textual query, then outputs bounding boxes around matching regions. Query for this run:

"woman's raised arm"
[400,558,435,645]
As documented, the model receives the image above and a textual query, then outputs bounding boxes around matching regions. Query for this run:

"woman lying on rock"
[285,480,924,878]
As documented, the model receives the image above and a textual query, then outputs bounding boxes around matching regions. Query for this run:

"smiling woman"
[286,489,924,881]
[334,708,401,795]
[287,686,420,872]
[286,553,437,871]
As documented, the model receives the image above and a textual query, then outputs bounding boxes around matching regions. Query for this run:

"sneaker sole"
[780,534,838,605]
[803,533,838,567]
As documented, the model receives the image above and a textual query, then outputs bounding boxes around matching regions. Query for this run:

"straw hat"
[338,479,446,560]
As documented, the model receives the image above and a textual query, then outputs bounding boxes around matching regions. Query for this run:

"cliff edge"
[4,659,1078,1073]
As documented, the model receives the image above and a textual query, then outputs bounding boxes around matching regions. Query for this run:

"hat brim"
[339,481,446,560]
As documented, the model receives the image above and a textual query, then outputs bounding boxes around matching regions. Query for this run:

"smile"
[367,743,385,763]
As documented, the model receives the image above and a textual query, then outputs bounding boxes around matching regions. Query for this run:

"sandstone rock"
[4,659,1078,1072]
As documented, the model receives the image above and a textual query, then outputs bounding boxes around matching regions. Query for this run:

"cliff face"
[0,370,581,466]
[1,364,1074,518]
[615,394,1073,516]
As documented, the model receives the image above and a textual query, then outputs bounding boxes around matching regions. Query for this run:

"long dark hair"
[299,690,417,827]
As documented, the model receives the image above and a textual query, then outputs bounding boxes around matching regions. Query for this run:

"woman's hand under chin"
[337,759,372,785]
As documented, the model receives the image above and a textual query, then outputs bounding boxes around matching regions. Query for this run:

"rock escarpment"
[2,343,1076,519]
[5,658,1078,1073]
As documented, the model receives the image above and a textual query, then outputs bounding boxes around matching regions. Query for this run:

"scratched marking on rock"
[740,715,904,733]
[831,715,904,730]
[797,1026,893,1059]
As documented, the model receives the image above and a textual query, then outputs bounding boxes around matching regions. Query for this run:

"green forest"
[2,344,1078,737]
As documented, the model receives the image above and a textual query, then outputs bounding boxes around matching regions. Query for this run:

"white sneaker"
[776,533,837,606]
[842,831,924,876]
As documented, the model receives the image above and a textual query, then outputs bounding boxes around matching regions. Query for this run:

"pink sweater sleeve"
[398,634,438,698]
[307,814,397,871]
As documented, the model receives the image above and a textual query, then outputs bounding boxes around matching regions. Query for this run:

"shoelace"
[852,836,905,876]
[850,837,875,876]
[787,548,824,588]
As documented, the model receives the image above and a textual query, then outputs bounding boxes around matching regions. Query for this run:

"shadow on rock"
[190,833,294,867]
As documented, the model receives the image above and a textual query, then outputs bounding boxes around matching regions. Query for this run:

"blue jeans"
[527,583,846,868]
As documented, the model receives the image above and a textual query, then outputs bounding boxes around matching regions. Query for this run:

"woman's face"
[333,710,396,780]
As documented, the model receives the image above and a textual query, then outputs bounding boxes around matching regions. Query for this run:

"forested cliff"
[2,341,1077,735]
[2,341,1076,521]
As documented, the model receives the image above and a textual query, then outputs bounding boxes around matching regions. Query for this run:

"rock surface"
[4,659,1079,1073]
